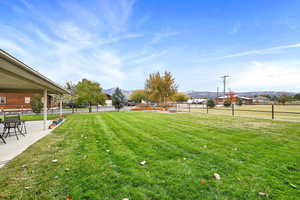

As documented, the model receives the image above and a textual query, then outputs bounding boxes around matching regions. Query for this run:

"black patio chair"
[0,119,6,144]
[3,113,26,139]
[4,113,27,134]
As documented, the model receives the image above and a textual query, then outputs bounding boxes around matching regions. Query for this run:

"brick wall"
[0,93,53,110]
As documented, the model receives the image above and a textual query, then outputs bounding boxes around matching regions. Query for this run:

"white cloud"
[229,23,241,35]
[221,43,300,59]
[99,0,136,32]
[231,60,300,92]
[0,0,144,88]
[149,28,180,45]
[127,50,168,64]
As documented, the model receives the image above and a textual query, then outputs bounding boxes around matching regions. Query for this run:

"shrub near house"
[30,96,43,114]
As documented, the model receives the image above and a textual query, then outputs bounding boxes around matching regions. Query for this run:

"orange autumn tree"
[145,71,178,103]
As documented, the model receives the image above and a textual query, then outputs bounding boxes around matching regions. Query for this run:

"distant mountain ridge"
[104,88,132,98]
[186,91,296,98]
[104,88,296,99]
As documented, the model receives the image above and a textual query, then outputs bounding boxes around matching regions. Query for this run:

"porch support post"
[60,95,63,117]
[43,89,48,130]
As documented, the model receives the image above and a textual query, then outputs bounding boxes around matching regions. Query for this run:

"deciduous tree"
[76,79,106,112]
[145,71,177,103]
[294,93,300,100]
[278,95,292,104]
[129,90,147,103]
[207,99,216,108]
[173,92,189,103]
[53,81,78,113]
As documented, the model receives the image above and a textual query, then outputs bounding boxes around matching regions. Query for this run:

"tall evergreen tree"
[112,87,126,111]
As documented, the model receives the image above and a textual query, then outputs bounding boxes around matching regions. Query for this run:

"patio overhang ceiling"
[0,49,69,94]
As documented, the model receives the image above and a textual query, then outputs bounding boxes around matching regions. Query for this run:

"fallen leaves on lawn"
[140,160,146,166]
[200,179,207,185]
[288,182,297,189]
[213,173,221,180]
[258,192,267,197]
[66,196,73,200]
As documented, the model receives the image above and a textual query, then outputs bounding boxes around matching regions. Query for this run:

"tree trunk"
[89,103,92,112]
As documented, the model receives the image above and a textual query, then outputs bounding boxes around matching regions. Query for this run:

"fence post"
[272,104,275,120]
[232,104,235,116]
[206,104,209,114]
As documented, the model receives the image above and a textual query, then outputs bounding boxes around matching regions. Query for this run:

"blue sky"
[1,0,300,92]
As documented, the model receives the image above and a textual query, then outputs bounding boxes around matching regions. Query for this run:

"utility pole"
[220,75,230,96]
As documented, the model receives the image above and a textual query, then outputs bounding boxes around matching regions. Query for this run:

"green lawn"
[0,112,299,199]
[0,114,60,121]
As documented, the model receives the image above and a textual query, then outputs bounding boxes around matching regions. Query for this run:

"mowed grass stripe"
[97,113,175,199]
[102,113,264,198]
[0,112,299,199]
[113,112,299,198]
[98,113,170,199]
[100,113,227,199]
[107,112,192,158]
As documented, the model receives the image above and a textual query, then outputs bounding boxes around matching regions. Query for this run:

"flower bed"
[132,104,176,111]
[48,116,64,129]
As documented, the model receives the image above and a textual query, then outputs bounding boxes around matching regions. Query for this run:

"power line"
[220,75,230,96]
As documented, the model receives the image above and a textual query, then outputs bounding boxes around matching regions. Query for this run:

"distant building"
[105,93,112,106]
[239,97,253,104]
[215,92,238,104]
[215,92,253,104]
[0,92,53,111]
[187,98,207,104]
[253,96,270,104]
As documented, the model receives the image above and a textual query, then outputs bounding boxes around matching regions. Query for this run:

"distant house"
[0,92,53,111]
[215,92,253,104]
[215,92,238,104]
[105,93,112,106]
[187,98,207,104]
[253,96,270,104]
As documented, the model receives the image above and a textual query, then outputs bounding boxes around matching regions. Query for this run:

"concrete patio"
[0,120,53,167]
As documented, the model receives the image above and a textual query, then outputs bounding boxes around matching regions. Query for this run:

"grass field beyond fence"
[179,104,300,121]
[0,112,299,199]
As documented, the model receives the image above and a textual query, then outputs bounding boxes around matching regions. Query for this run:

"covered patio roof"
[0,49,68,130]
[0,49,68,94]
